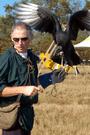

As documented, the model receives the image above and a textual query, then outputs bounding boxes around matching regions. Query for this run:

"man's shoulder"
[0,48,15,62]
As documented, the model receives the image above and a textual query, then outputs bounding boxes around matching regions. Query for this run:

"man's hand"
[22,86,43,96]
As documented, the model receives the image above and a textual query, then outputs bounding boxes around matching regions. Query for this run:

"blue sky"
[0,0,20,16]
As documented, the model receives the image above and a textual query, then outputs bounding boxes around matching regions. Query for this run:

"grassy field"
[0,65,90,135]
[32,65,90,135]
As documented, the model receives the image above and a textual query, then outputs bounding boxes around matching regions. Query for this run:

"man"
[0,22,42,135]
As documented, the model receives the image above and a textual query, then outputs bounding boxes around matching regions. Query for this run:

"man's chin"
[16,48,27,53]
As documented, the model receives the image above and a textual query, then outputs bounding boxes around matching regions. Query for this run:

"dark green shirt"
[0,47,39,106]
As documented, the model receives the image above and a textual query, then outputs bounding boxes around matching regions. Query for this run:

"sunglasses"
[13,37,28,42]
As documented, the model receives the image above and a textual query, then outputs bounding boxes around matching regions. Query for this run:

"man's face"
[11,27,31,53]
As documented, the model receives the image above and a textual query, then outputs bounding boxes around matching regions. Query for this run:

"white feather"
[16,15,39,19]
[15,11,38,16]
[30,20,41,26]
[16,7,37,12]
[19,17,40,23]
[26,3,39,8]
[17,17,41,26]
[26,6,38,10]
[17,16,38,20]
[18,3,38,10]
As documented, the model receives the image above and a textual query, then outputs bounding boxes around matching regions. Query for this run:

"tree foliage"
[86,1,90,9]
[0,14,14,52]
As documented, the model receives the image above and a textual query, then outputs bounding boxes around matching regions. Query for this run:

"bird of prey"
[15,2,90,66]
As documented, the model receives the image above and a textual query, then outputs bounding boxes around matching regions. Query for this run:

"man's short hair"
[11,22,33,40]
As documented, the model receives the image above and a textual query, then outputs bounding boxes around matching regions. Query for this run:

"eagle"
[14,2,90,66]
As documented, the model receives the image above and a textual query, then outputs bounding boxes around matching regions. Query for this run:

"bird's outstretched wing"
[68,9,90,40]
[15,2,58,34]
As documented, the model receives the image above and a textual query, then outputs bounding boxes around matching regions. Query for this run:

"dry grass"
[0,65,90,135]
[32,65,90,135]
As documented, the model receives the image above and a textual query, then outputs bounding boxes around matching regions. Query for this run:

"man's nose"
[18,39,22,44]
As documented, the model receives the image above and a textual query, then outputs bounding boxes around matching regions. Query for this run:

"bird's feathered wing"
[14,3,90,66]
[15,2,58,34]
[68,9,90,40]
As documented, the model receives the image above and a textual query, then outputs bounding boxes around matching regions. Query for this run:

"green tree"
[4,4,13,15]
[86,1,90,9]
[0,4,15,52]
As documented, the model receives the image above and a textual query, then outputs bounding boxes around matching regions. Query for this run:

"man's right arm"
[0,85,41,97]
